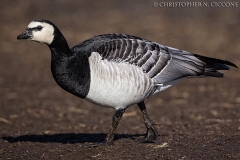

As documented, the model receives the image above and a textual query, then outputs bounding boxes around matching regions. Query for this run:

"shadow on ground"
[2,133,144,144]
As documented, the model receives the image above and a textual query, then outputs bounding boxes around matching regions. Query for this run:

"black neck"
[48,30,91,99]
[48,31,72,61]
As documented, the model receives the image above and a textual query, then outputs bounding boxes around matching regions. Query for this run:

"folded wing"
[71,34,237,94]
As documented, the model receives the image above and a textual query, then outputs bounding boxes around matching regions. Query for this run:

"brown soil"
[1,1,240,159]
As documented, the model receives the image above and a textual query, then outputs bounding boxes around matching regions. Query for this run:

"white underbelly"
[85,52,156,109]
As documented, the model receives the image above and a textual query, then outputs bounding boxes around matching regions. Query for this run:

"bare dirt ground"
[0,1,240,159]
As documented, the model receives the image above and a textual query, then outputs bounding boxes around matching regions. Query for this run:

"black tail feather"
[193,54,238,77]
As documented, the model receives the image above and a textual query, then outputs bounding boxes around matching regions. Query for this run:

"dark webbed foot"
[136,121,159,143]
[137,101,159,143]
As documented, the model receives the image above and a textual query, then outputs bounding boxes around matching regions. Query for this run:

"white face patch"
[27,21,54,45]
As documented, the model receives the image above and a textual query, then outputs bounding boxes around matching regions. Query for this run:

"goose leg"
[82,108,125,147]
[137,101,158,142]
[103,108,125,144]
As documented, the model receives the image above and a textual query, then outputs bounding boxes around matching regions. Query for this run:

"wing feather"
[71,34,206,85]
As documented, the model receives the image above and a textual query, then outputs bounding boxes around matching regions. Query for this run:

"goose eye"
[36,26,43,31]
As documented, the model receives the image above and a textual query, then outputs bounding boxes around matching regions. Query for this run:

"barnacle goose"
[17,19,237,145]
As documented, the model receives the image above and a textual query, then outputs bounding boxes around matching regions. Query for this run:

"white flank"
[28,21,54,45]
[86,52,157,110]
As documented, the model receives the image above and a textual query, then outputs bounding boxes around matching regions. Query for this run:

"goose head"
[17,20,55,45]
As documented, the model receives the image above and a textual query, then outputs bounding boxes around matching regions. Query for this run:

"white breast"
[86,52,157,110]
